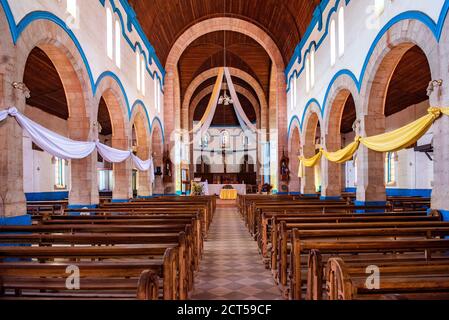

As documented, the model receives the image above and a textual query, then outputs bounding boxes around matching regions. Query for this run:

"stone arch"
[189,83,261,130]
[321,75,360,198]
[288,121,301,193]
[357,19,439,203]
[16,19,96,206]
[164,17,287,193]
[151,119,164,195]
[182,67,267,132]
[95,76,132,201]
[301,105,322,195]
[130,104,151,197]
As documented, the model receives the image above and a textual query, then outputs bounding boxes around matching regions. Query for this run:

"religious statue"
[280,149,290,182]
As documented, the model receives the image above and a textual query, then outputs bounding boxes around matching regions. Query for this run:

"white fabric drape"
[224,67,257,133]
[1,107,155,180]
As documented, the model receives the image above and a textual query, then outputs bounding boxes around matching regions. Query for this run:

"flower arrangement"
[191,182,204,196]
[260,183,273,194]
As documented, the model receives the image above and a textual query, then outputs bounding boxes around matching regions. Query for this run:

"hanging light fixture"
[218,0,233,107]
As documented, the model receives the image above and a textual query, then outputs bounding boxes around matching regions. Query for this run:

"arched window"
[330,19,336,66]
[136,51,141,91]
[221,130,230,148]
[106,8,113,59]
[54,157,66,189]
[385,152,397,185]
[67,0,77,17]
[141,56,145,96]
[115,20,121,68]
[310,49,315,88]
[305,56,310,93]
[293,76,297,110]
[338,7,345,57]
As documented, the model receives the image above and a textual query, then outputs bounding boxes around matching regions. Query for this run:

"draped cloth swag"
[193,67,257,135]
[0,107,155,180]
[298,107,447,174]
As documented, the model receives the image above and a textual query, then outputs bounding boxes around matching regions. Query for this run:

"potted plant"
[261,183,273,195]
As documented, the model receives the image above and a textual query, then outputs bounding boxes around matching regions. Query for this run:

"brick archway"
[16,19,96,207]
[321,75,360,198]
[357,19,439,203]
[95,77,132,201]
[151,120,164,195]
[301,104,322,195]
[288,123,301,193]
[130,104,151,197]
[164,17,287,192]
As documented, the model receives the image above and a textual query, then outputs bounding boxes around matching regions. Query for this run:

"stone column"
[137,145,151,198]
[356,114,386,204]
[321,136,342,199]
[0,72,27,220]
[301,143,317,195]
[112,134,132,201]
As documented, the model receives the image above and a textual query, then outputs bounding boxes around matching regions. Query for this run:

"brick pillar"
[356,114,386,204]
[68,117,98,207]
[321,136,342,198]
[0,73,27,218]
[112,135,132,201]
[137,144,151,198]
[301,143,316,195]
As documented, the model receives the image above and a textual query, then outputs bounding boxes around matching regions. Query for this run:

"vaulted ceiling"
[128,0,320,67]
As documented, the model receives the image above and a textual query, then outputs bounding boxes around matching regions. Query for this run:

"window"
[141,56,145,96]
[305,56,310,93]
[310,49,315,88]
[330,19,336,66]
[106,8,113,59]
[67,0,77,17]
[136,51,141,91]
[338,7,345,57]
[375,0,385,16]
[157,81,161,113]
[54,157,66,189]
[385,152,396,185]
[115,20,121,68]
[293,76,297,110]
[201,134,209,148]
[221,130,230,148]
[98,169,113,191]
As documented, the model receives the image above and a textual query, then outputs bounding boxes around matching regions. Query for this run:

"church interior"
[1,0,449,302]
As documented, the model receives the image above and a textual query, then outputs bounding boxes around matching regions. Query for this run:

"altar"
[208,184,246,196]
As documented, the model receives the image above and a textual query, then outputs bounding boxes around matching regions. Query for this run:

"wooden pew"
[0,246,179,300]
[326,257,449,300]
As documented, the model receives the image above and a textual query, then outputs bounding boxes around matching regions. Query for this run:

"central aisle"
[191,201,282,300]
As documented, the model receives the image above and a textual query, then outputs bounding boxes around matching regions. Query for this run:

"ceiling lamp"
[218,1,233,107]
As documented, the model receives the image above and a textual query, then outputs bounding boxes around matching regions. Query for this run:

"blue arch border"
[288,1,449,133]
[0,0,165,138]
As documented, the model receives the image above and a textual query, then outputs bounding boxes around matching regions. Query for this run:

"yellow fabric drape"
[359,108,441,152]
[322,138,360,163]
[297,107,446,169]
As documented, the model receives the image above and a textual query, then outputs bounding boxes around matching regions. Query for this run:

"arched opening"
[131,108,151,198]
[97,91,131,201]
[288,125,301,194]
[152,123,164,195]
[302,111,321,195]
[324,90,357,198]
[363,44,433,201]
[21,44,91,204]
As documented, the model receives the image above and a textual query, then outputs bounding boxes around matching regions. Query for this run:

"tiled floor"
[190,201,282,300]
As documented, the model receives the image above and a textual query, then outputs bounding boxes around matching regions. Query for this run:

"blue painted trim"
[111,199,130,203]
[151,117,166,145]
[130,100,165,143]
[386,188,432,198]
[175,191,183,196]
[289,192,301,196]
[25,191,68,201]
[287,115,301,139]
[0,215,32,226]
[320,196,341,201]
[67,204,98,209]
[287,1,449,132]
[302,194,318,197]
[277,192,289,195]
[0,1,165,132]
[354,201,387,207]
[441,210,449,222]
[345,187,356,193]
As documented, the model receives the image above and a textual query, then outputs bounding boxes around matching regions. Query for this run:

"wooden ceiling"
[193,93,256,126]
[385,45,431,117]
[24,47,68,120]
[128,0,320,67]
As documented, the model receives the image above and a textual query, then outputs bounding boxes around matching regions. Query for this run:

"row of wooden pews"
[239,194,449,300]
[0,196,215,300]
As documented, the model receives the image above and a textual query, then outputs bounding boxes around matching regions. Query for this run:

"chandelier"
[218,90,233,106]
